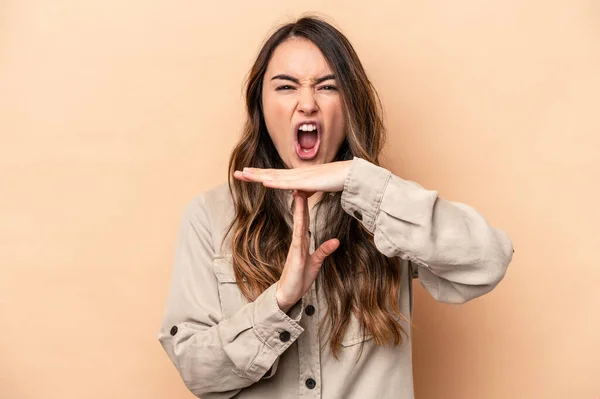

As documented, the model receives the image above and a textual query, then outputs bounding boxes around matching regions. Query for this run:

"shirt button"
[305,378,316,389]
[170,326,178,336]
[353,210,363,220]
[279,331,291,342]
[305,305,315,316]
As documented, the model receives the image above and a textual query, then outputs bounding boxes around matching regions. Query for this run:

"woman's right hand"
[276,190,340,312]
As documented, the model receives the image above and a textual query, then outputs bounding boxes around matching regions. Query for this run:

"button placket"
[307,281,322,396]
[295,275,322,397]
[298,209,321,397]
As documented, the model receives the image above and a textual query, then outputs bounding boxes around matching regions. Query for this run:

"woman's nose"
[297,89,318,114]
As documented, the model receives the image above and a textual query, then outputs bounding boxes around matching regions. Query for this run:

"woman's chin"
[290,157,323,168]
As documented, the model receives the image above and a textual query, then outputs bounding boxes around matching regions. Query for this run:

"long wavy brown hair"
[224,16,408,357]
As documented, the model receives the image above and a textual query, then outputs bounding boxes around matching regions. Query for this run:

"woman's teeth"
[298,123,317,131]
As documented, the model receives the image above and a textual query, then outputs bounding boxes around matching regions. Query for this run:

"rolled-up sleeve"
[341,157,514,304]
[158,195,303,398]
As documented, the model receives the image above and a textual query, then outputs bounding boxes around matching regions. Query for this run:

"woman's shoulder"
[183,182,234,221]
[179,182,235,253]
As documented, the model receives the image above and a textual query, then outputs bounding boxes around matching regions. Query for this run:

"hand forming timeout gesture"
[233,160,353,194]
[233,161,352,311]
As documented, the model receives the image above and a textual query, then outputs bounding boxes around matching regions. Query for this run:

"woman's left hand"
[233,160,353,193]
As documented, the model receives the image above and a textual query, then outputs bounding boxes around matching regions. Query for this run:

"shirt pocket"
[213,256,249,319]
[340,313,374,347]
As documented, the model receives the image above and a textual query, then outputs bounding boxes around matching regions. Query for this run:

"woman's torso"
[206,183,417,399]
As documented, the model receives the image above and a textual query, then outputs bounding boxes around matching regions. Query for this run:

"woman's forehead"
[265,38,333,80]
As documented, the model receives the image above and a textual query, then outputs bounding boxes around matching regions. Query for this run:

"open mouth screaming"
[295,121,321,160]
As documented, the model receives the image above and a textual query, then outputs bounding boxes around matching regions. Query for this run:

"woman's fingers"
[234,170,313,193]
[310,238,340,267]
[262,179,308,190]
[236,168,318,189]
[291,190,306,243]
[234,161,351,193]
[244,167,314,178]
[234,170,313,190]
[233,170,253,182]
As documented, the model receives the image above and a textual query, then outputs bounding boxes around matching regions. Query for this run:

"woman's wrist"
[275,285,294,313]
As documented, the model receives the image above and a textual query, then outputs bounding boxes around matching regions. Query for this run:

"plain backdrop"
[1,1,599,398]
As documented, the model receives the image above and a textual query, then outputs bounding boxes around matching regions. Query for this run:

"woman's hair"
[225,15,407,357]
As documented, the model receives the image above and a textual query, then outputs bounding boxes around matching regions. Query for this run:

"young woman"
[158,16,514,399]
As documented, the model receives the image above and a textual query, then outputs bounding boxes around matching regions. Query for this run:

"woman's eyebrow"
[314,74,336,84]
[270,74,336,85]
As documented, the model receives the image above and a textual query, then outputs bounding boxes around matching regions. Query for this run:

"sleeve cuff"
[341,156,392,233]
[286,297,305,323]
[252,282,304,354]
[341,156,439,230]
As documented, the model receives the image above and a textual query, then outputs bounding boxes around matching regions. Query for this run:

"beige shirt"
[158,157,514,399]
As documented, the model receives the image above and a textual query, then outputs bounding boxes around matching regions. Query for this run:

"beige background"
[1,1,599,398]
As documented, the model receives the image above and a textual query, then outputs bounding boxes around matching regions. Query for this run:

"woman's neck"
[308,192,324,210]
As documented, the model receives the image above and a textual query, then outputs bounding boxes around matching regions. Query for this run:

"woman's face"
[261,38,346,169]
